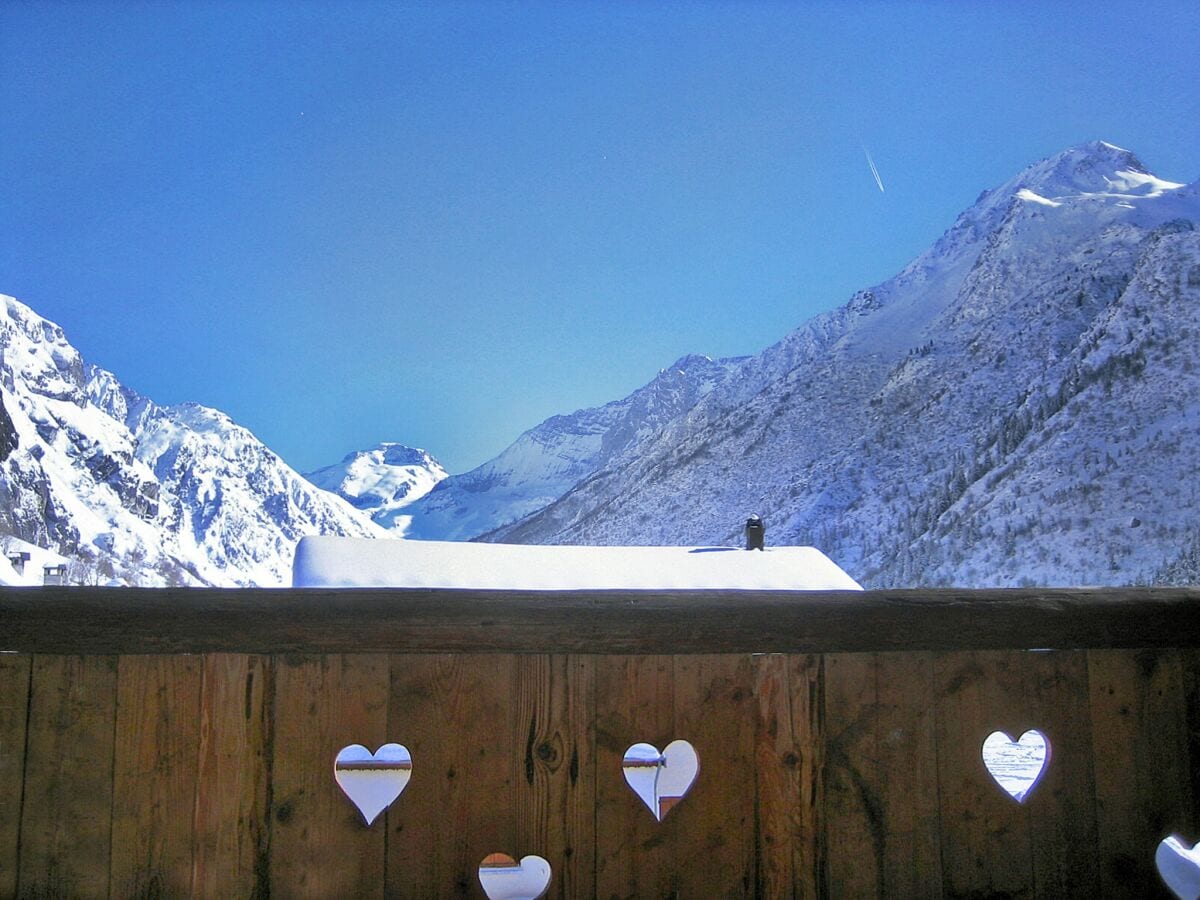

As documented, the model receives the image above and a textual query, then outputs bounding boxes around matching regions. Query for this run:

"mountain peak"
[1007,141,1181,200]
[337,442,437,469]
[662,353,715,374]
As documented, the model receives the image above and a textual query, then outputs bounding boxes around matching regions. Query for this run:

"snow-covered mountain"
[8,141,1198,589]
[318,353,746,540]
[0,295,386,586]
[305,444,447,532]
[487,142,1200,588]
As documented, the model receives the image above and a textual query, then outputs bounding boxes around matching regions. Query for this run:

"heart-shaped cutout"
[622,739,699,821]
[1158,835,1200,899]
[981,729,1050,803]
[478,852,552,900]
[334,743,412,825]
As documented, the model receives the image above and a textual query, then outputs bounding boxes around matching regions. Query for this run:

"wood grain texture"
[382,653,445,894]
[671,653,756,897]
[4,586,1200,654]
[1023,650,1100,897]
[385,654,518,897]
[1182,650,1200,834]
[191,653,272,898]
[753,657,830,900]
[514,654,596,899]
[933,651,1035,898]
[809,652,942,897]
[6,640,1200,895]
[593,655,676,899]
[269,654,390,898]
[750,653,806,898]
[789,654,826,899]
[17,655,117,900]
[110,654,204,898]
[822,653,883,897]
[874,652,941,898]
[0,654,31,898]
[1089,648,1193,898]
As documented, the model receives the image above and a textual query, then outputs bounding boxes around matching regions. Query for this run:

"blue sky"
[2,1,1197,474]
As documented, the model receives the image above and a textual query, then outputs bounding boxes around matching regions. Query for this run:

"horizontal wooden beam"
[3,586,1200,654]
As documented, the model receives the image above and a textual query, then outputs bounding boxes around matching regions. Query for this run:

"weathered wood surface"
[110,655,203,897]
[17,655,118,899]
[750,652,824,898]
[594,654,676,898]
[270,654,390,897]
[0,653,31,898]
[3,586,1200,654]
[1089,649,1194,898]
[3,637,1200,896]
[192,653,272,897]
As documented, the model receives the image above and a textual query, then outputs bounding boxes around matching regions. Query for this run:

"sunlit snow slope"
[0,296,386,586]
[488,142,1200,588]
[313,354,746,540]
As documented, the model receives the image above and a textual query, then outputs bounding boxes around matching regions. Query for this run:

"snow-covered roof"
[292,536,863,591]
[0,537,69,587]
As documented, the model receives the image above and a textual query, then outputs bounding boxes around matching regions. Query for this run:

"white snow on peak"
[1,292,387,586]
[1016,189,1062,208]
[1000,141,1186,206]
[305,443,447,532]
[1100,167,1184,197]
[292,536,864,591]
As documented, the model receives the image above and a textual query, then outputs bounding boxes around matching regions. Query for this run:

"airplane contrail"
[863,145,885,193]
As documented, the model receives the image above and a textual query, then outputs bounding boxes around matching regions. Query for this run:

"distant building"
[42,564,68,586]
[7,552,31,576]
[292,536,862,591]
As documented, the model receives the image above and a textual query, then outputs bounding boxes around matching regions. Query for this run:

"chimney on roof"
[8,552,31,575]
[744,515,764,551]
[43,564,67,586]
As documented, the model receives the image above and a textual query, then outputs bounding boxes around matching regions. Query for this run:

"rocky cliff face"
[0,391,16,463]
[0,295,386,585]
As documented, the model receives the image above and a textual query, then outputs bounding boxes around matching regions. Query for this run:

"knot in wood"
[536,738,561,766]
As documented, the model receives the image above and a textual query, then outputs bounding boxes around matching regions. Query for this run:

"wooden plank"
[5,586,1200,655]
[728,654,830,897]
[789,653,826,898]
[593,655,676,898]
[823,652,943,897]
[514,654,595,899]
[1089,648,1193,898]
[269,654,389,898]
[823,652,881,897]
[191,653,272,898]
[932,651,1034,898]
[1182,649,1200,829]
[671,653,756,896]
[0,654,31,898]
[874,652,942,897]
[381,654,443,894]
[384,654,518,897]
[109,654,204,897]
[1022,650,1100,897]
[750,653,799,898]
[17,655,117,899]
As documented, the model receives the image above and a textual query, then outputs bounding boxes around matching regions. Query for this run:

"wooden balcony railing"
[2,586,1199,897]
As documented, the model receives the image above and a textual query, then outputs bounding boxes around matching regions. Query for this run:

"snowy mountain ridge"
[484,143,1200,588]
[312,353,747,540]
[6,141,1199,588]
[305,443,448,533]
[0,295,386,586]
